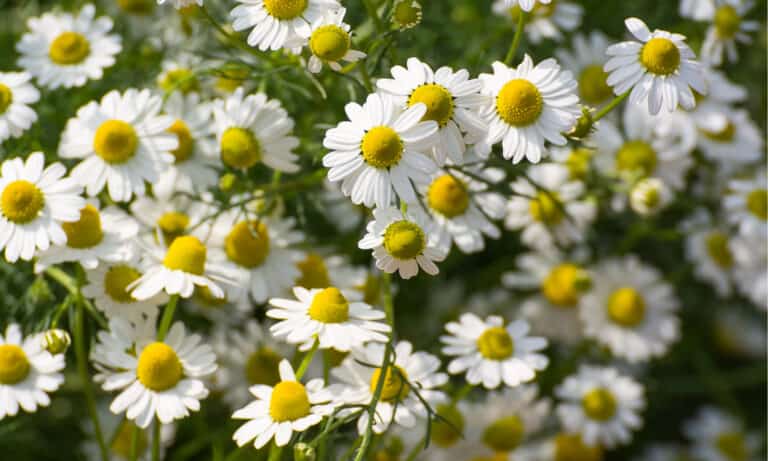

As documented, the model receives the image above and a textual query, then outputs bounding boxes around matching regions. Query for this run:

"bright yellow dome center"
[616,140,657,177]
[477,326,514,360]
[714,5,741,39]
[104,264,142,303]
[529,191,564,225]
[716,431,748,461]
[224,221,270,268]
[136,342,183,391]
[701,121,736,143]
[427,174,469,218]
[581,388,617,421]
[705,232,733,268]
[408,84,454,127]
[270,381,311,422]
[63,204,104,249]
[308,287,350,324]
[0,84,12,114]
[361,126,403,169]
[263,0,308,20]
[607,287,646,327]
[496,79,543,126]
[370,366,410,402]
[431,404,464,448]
[245,347,282,385]
[746,189,767,220]
[167,119,195,163]
[163,235,207,275]
[310,25,350,62]
[1,180,44,224]
[220,127,261,169]
[542,263,590,307]
[110,421,148,458]
[0,344,31,385]
[296,253,331,289]
[554,434,604,461]
[579,64,612,105]
[49,31,91,65]
[482,415,525,452]
[383,220,425,260]
[94,120,139,164]
[640,38,680,76]
[117,0,155,14]
[156,211,189,245]
[159,69,199,94]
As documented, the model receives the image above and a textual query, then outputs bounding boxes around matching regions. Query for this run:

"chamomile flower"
[714,309,766,358]
[396,403,470,458]
[684,407,761,461]
[392,0,422,30]
[0,152,85,263]
[302,8,366,73]
[232,359,337,449]
[605,17,707,115]
[82,260,168,323]
[332,341,448,435]
[555,31,614,107]
[682,209,738,297]
[157,56,201,95]
[358,206,446,279]
[0,72,39,143]
[680,0,716,20]
[580,256,680,362]
[212,88,300,172]
[376,58,488,165]
[322,92,439,208]
[0,324,65,419]
[521,433,605,461]
[500,0,552,12]
[230,0,341,51]
[59,89,178,202]
[476,56,580,163]
[696,107,763,172]
[16,4,121,89]
[505,163,596,252]
[92,318,216,428]
[701,0,759,66]
[556,365,645,448]
[629,177,673,216]
[129,194,211,246]
[441,313,548,389]
[294,253,364,292]
[722,171,767,238]
[731,232,768,310]
[493,0,583,45]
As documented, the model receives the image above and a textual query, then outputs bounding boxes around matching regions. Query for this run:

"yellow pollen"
[607,287,646,327]
[296,253,331,289]
[496,79,543,126]
[408,84,454,127]
[705,232,733,268]
[616,140,657,177]
[565,148,594,180]
[746,189,767,220]
[110,421,148,458]
[701,121,736,143]
[1,180,44,224]
[159,69,199,94]
[167,119,195,163]
[476,326,514,360]
[529,192,564,225]
[308,287,350,324]
[361,126,403,169]
[716,432,748,461]
[578,64,612,105]
[104,264,142,303]
[0,84,12,114]
[49,31,90,65]
[310,25,350,62]
[431,404,464,448]
[263,0,308,20]
[383,220,425,260]
[245,347,282,385]
[581,388,617,421]
[640,38,680,76]
[163,235,207,275]
[220,127,261,169]
[117,0,155,14]
[224,221,270,268]
[553,434,604,461]
[427,174,469,218]
[714,5,741,39]
[542,263,590,307]
[482,415,525,452]
[136,342,183,391]
[63,205,104,249]
[370,366,410,402]
[393,0,422,28]
[0,344,31,385]
[156,211,190,245]
[270,381,311,422]
[94,120,139,164]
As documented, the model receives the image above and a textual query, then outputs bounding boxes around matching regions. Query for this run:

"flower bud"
[42,329,71,355]
[392,1,422,30]
[568,107,595,140]
[293,443,316,461]
[219,173,236,192]
[630,178,671,216]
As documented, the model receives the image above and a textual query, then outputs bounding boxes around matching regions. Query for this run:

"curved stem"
[593,91,629,122]
[504,11,527,65]
[129,425,140,461]
[152,421,161,461]
[268,443,283,461]
[295,338,319,380]
[157,295,180,341]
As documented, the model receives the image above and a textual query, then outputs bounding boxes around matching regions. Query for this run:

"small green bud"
[219,173,236,192]
[569,107,595,139]
[42,329,71,355]
[293,443,316,461]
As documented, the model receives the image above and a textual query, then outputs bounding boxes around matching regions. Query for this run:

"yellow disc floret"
[224,221,270,268]
[0,84,12,114]
[62,204,104,249]
[370,366,410,402]
[616,140,657,177]
[270,381,311,422]
[0,344,31,385]
[310,25,350,62]
[167,119,195,163]
[701,121,736,143]
[746,189,767,220]
[607,287,646,327]
[245,347,282,385]
[263,0,308,20]
[136,342,183,391]
[542,263,590,307]
[104,264,142,303]
[529,192,564,225]
[716,431,748,461]
[581,388,617,421]
[163,235,207,275]
[705,232,734,268]
[1,180,44,224]
[640,37,680,76]
[220,127,261,169]
[49,31,91,65]
[476,326,514,360]
[482,415,525,452]
[427,174,469,218]
[156,211,189,245]
[383,220,425,260]
[361,126,403,169]
[578,65,612,105]
[393,0,422,29]
[496,79,543,126]
[714,5,741,39]
[308,287,350,324]
[565,148,594,180]
[408,84,455,127]
[296,253,331,289]
[431,404,464,448]
[553,434,604,461]
[159,69,199,94]
[94,120,139,164]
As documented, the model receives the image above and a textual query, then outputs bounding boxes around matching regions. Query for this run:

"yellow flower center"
[482,415,525,452]
[0,84,12,114]
[167,119,195,163]
[607,287,646,327]
[383,220,425,260]
[393,0,421,28]
[159,69,199,94]
[578,65,612,105]
[427,174,469,218]
[245,347,282,385]
[565,148,593,180]
[263,0,308,20]
[358,273,381,306]
[224,221,270,268]
[117,0,155,15]
[94,120,139,164]
[476,326,514,360]
[701,121,736,143]
[361,126,403,169]
[553,434,604,461]
[49,31,91,65]
[746,189,768,220]
[616,140,657,177]
[431,404,464,448]
[640,37,680,76]
[408,84,455,127]
[270,381,311,422]
[370,366,410,402]
[529,192,564,225]
[62,204,104,249]
[193,286,228,308]
[310,25,350,62]
[636,182,662,210]
[163,235,207,275]
[1,180,44,224]
[215,68,249,93]
[581,388,617,421]
[110,420,148,458]
[496,79,543,126]
[716,432,748,461]
[705,232,734,269]
[296,253,331,289]
[220,127,261,169]
[156,211,190,246]
[136,342,183,391]
[542,263,590,307]
[0,344,31,385]
[308,287,350,324]
[714,5,741,39]
[104,264,142,303]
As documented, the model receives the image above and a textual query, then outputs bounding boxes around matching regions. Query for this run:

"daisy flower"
[696,107,763,172]
[322,92,439,208]
[549,145,596,181]
[129,194,208,246]
[629,177,673,216]
[441,313,548,389]
[555,31,614,107]
[604,17,707,115]
[392,0,423,30]
[293,252,366,292]
[92,318,216,428]
[682,209,738,297]
[16,4,121,89]
[0,152,84,263]
[520,433,604,461]
[230,0,341,51]
[332,341,448,435]
[267,286,390,352]
[0,72,39,143]
[376,58,488,166]
[212,88,300,172]
[505,163,596,252]
[722,170,767,238]
[680,0,716,20]
[500,0,552,12]
[0,324,65,419]
[302,8,366,73]
[714,309,766,358]
[157,56,201,95]
[731,232,768,310]
[580,256,680,362]
[684,407,761,461]
[232,359,337,449]
[395,403,469,457]
[701,0,759,66]
[476,55,580,163]
[59,89,178,202]
[556,365,645,448]
[358,206,446,279]
[493,0,583,45]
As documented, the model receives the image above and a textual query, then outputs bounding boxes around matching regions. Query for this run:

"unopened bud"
[219,173,236,192]
[392,1,423,30]
[630,178,671,216]
[42,329,71,355]
[293,443,316,461]
[569,107,595,139]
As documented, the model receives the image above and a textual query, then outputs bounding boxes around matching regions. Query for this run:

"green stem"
[45,266,107,329]
[157,295,180,341]
[451,382,473,405]
[129,426,140,461]
[295,339,319,380]
[267,443,283,461]
[504,11,527,65]
[593,91,629,122]
[359,64,374,93]
[152,421,161,461]
[363,0,385,34]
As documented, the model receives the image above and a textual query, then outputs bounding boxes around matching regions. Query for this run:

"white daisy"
[232,359,337,449]
[684,407,761,461]
[293,252,366,293]
[58,89,178,203]
[500,0,552,12]
[92,318,216,428]
[580,255,680,362]
[0,72,39,143]
[476,55,580,163]
[129,193,212,247]
[680,0,716,20]
[722,170,767,238]
[682,209,738,297]
[605,17,707,115]
[696,107,763,172]
[493,0,583,45]
[358,206,446,279]
[301,8,366,74]
[701,0,759,66]
[332,340,448,435]
[16,4,121,89]
[731,232,768,311]
[395,402,470,458]
[556,365,645,448]
[0,324,65,419]
[555,31,614,107]
[688,68,745,136]
[156,55,202,95]
[549,145,596,181]
[212,88,300,172]
[713,309,766,358]
[230,0,340,51]
[0,152,84,263]
[376,57,488,166]
[322,92,439,208]
[629,177,673,216]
